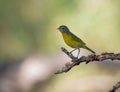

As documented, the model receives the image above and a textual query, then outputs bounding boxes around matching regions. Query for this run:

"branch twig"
[55,47,120,74]
[110,81,120,92]
[55,47,120,92]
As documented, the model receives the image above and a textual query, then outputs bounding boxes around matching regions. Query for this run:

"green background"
[0,0,120,92]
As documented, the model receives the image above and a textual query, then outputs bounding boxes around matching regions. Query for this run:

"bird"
[57,25,95,58]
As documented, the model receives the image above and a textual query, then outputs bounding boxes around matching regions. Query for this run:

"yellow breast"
[62,32,80,48]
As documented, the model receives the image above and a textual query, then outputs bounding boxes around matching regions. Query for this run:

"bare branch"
[55,47,120,92]
[55,47,120,74]
[110,81,120,92]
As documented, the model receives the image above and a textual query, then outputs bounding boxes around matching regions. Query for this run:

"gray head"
[57,25,70,33]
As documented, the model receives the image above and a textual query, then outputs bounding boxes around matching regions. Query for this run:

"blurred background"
[0,0,120,92]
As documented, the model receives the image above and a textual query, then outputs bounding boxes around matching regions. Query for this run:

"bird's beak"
[57,27,60,30]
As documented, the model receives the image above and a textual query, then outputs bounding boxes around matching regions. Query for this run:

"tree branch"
[110,81,120,92]
[55,47,120,74]
[55,47,120,92]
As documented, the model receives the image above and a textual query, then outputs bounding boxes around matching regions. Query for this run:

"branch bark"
[55,47,120,74]
[110,81,120,92]
[55,47,120,92]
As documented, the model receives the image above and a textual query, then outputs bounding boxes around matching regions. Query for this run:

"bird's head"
[57,25,70,33]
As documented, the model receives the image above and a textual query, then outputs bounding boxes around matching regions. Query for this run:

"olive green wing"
[70,33,86,45]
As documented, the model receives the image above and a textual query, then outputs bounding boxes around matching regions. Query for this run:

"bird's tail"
[85,46,95,53]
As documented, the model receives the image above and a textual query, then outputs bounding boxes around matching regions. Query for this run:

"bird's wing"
[71,33,86,45]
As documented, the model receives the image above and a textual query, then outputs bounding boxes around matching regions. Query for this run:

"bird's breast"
[62,33,80,48]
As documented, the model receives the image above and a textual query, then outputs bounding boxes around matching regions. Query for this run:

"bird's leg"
[77,49,80,58]
[70,48,77,54]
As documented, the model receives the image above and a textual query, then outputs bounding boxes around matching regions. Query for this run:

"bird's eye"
[62,27,65,30]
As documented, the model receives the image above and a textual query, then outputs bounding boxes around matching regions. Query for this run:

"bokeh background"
[0,0,120,92]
